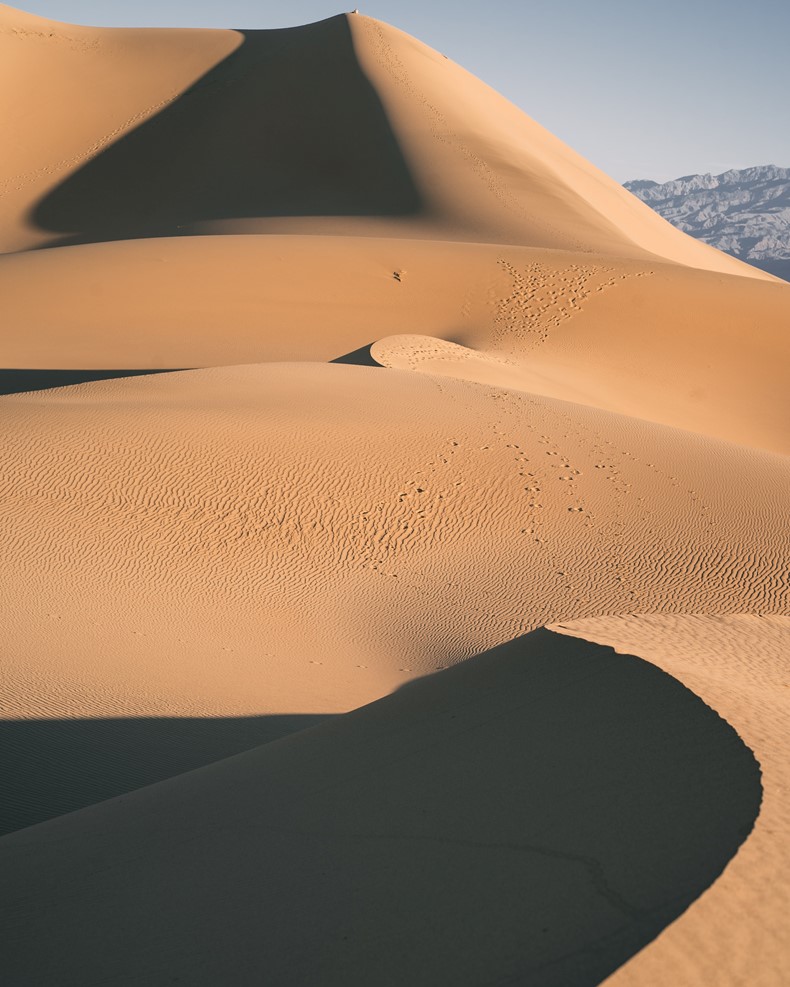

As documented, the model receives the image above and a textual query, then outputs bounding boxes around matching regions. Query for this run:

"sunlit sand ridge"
[0,5,788,985]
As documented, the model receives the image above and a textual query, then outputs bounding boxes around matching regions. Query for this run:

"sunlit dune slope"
[2,235,787,451]
[1,364,786,729]
[0,4,772,278]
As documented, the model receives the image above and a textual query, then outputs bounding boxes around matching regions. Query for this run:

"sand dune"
[1,364,787,825]
[0,4,778,275]
[1,4,788,985]
[554,615,790,986]
[0,4,240,253]
[0,630,762,986]
[1,236,788,450]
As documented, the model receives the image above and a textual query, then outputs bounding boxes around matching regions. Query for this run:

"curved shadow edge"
[0,628,761,986]
[29,16,423,248]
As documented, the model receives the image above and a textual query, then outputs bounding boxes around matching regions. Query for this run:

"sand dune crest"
[0,630,762,986]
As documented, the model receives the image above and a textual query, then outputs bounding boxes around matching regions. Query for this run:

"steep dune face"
[26,17,422,247]
[0,4,241,253]
[348,15,773,275]
[0,6,772,276]
[2,4,789,985]
[554,615,790,987]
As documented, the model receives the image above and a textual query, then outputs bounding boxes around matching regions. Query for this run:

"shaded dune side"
[0,713,329,836]
[553,614,790,987]
[1,7,765,276]
[0,6,242,253]
[0,368,184,395]
[29,16,421,248]
[0,630,761,987]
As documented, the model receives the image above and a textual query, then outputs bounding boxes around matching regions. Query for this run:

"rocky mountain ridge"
[625,165,790,281]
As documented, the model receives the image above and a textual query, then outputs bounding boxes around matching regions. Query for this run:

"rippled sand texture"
[1,5,788,986]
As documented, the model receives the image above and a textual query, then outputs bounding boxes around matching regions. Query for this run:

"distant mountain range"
[625,165,790,282]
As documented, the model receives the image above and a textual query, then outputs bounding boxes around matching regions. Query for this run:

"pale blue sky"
[18,0,790,183]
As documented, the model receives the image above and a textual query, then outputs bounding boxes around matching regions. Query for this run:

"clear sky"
[18,0,790,183]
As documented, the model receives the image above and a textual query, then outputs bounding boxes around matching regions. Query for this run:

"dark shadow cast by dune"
[330,342,382,367]
[30,16,422,248]
[0,712,330,836]
[0,368,187,395]
[0,629,762,986]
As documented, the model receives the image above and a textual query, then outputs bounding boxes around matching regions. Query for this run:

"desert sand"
[0,5,788,985]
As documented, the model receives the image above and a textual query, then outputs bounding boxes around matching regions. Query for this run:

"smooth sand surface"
[2,236,788,450]
[1,4,789,985]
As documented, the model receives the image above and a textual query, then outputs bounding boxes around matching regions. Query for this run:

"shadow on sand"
[0,629,761,984]
[0,712,330,836]
[0,368,186,396]
[330,342,383,367]
[30,16,422,248]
